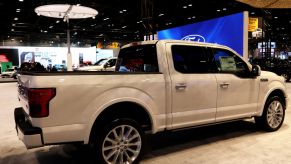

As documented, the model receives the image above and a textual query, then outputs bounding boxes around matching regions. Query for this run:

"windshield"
[116,45,159,72]
[94,59,107,66]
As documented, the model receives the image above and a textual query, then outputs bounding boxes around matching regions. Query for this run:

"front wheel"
[255,96,285,131]
[92,118,145,164]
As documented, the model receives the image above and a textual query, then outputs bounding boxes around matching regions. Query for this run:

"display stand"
[35,4,98,71]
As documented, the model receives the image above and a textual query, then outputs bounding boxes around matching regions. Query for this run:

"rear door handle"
[175,83,187,90]
[220,82,230,88]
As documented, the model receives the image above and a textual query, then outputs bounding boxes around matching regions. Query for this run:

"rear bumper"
[14,107,43,149]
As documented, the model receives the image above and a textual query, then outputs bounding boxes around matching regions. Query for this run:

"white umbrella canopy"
[236,0,291,8]
[34,4,98,71]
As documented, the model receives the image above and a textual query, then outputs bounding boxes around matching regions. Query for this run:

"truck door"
[210,48,260,122]
[166,43,218,129]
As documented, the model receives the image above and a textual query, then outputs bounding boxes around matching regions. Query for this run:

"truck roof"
[122,40,234,51]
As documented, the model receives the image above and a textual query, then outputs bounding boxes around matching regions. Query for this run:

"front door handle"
[220,82,230,88]
[175,83,187,90]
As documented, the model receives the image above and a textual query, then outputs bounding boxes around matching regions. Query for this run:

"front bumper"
[14,107,43,149]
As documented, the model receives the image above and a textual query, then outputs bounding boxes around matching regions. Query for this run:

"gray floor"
[0,77,17,83]
[1,82,291,164]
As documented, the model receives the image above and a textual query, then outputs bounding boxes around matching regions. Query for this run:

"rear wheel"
[92,118,144,164]
[255,96,285,131]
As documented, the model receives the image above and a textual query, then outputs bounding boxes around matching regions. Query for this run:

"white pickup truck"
[15,40,287,163]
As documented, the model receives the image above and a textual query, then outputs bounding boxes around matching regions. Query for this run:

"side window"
[212,48,249,75]
[107,59,116,67]
[171,45,210,73]
[116,45,159,72]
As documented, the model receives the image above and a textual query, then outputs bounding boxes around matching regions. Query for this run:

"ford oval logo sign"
[181,35,206,42]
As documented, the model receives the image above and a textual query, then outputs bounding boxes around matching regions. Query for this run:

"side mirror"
[104,63,109,68]
[251,65,261,76]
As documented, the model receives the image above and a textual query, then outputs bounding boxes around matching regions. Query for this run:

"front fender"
[257,80,287,116]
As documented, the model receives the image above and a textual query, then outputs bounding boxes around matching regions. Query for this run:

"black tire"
[92,118,145,164]
[255,96,285,132]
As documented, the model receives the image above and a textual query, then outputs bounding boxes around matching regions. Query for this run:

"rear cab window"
[116,45,159,72]
[171,45,213,73]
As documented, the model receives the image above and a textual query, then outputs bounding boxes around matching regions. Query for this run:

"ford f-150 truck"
[15,40,288,164]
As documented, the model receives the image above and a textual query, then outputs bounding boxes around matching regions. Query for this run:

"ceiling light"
[56,20,60,23]
[122,26,127,28]
[158,13,164,17]
[274,16,278,19]
[91,24,96,27]
[187,17,191,20]
[192,16,196,18]
[16,9,21,12]
[12,24,15,26]
[188,4,192,7]
[123,9,127,12]
[11,29,14,31]
[251,12,255,15]
[119,11,123,14]
[83,28,86,31]
[183,6,187,9]
[19,0,23,2]
[282,27,285,30]
[223,8,227,11]
[49,26,53,28]
[217,9,221,12]
[14,17,18,21]
[44,31,48,33]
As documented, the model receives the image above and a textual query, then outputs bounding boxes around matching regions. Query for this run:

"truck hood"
[260,71,285,82]
[76,65,103,71]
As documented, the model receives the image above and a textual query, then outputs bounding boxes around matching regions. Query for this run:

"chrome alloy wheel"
[102,125,142,164]
[267,100,284,129]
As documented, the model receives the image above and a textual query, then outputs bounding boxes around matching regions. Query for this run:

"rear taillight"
[28,88,56,118]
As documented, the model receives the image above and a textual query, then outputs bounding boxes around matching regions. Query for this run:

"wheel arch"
[259,88,287,116]
[84,100,155,144]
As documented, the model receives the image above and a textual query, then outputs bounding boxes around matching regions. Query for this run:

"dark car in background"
[251,58,291,81]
